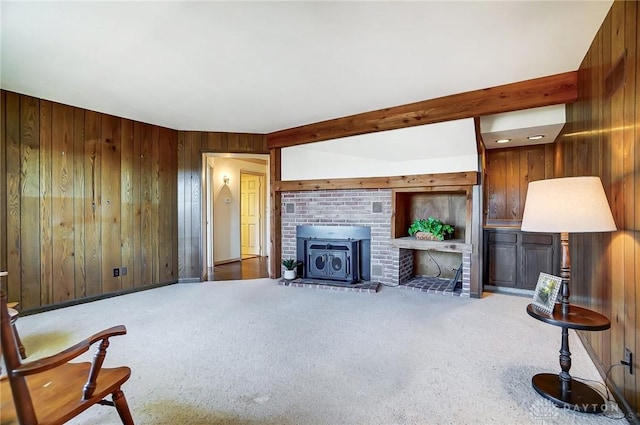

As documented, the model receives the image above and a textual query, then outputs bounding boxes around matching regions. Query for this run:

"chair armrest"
[11,325,127,377]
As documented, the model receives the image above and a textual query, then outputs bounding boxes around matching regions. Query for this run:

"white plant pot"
[283,269,296,280]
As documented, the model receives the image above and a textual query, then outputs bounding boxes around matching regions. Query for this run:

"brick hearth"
[277,278,380,293]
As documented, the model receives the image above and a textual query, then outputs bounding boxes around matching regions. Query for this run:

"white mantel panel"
[281,118,478,181]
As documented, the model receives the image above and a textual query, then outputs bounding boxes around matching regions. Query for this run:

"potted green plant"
[282,258,302,280]
[407,217,454,241]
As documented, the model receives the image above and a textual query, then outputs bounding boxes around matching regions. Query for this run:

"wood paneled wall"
[176,131,267,281]
[0,90,178,310]
[0,91,269,305]
[556,0,639,416]
[484,144,554,226]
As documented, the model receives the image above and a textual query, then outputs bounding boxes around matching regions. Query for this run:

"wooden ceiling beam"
[267,71,578,148]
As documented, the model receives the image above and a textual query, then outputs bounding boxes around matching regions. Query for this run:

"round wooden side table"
[527,303,610,413]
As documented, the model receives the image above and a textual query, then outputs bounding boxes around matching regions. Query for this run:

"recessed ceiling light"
[527,135,545,140]
[495,139,511,144]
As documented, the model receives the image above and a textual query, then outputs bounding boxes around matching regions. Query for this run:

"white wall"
[281,118,478,180]
[211,156,269,264]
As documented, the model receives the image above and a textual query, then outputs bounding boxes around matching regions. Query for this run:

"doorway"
[203,154,269,281]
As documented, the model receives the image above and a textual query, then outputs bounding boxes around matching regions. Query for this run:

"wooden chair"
[7,302,27,359]
[0,291,134,425]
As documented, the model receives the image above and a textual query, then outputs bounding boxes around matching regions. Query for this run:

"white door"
[241,173,261,257]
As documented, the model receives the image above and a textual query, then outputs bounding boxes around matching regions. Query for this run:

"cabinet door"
[486,231,518,287]
[520,233,557,290]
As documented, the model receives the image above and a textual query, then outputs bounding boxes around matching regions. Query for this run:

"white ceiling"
[0,1,612,135]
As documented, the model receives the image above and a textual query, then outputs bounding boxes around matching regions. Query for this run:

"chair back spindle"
[1,290,38,423]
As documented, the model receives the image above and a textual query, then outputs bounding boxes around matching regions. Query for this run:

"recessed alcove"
[391,187,473,281]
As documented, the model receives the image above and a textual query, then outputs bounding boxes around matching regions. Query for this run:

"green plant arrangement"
[282,258,302,270]
[407,217,454,241]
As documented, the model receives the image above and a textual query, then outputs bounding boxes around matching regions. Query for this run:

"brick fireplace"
[282,189,395,285]
[281,188,472,296]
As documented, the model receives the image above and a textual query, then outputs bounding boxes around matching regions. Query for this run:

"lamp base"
[532,373,606,413]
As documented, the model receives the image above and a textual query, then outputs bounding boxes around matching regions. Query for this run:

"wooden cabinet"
[484,228,559,290]
[486,231,518,286]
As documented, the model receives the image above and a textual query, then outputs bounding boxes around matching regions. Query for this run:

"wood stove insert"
[296,225,371,284]
[306,239,360,283]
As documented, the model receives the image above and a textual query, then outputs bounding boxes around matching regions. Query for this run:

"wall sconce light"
[223,175,230,185]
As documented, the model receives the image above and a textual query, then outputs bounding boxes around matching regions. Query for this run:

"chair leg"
[112,389,134,425]
[12,323,26,359]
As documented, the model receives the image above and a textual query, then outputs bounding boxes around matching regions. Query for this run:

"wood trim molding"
[269,147,282,279]
[273,171,479,192]
[267,71,578,148]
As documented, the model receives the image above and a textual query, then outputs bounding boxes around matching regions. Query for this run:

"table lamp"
[521,176,616,314]
[521,176,616,413]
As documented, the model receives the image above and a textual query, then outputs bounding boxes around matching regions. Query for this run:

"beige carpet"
[8,279,630,425]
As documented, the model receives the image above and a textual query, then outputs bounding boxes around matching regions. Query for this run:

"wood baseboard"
[214,258,241,266]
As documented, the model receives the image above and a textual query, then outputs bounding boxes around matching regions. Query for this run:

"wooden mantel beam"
[267,71,578,148]
[273,171,478,192]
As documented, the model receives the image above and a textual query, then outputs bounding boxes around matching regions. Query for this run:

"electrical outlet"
[623,348,633,375]
[113,268,120,277]
[121,266,128,276]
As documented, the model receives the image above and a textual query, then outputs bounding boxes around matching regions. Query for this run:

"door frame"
[204,157,215,280]
[201,153,269,281]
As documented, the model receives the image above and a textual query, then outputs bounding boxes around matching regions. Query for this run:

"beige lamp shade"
[521,176,616,233]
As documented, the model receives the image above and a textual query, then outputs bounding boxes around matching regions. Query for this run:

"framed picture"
[532,273,563,314]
